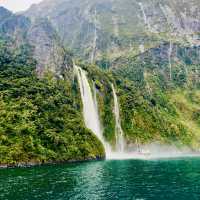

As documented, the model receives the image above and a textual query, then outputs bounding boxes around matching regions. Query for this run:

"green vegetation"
[1,35,200,166]
[76,55,198,150]
[76,42,200,149]
[78,62,116,146]
[1,0,200,166]
[0,40,104,165]
[110,44,200,148]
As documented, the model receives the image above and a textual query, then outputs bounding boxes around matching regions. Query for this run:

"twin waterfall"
[111,84,125,153]
[74,65,105,143]
[74,65,126,159]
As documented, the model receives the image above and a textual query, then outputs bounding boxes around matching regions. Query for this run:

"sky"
[0,0,43,12]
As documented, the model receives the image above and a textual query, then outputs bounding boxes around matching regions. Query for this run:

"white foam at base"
[107,143,200,160]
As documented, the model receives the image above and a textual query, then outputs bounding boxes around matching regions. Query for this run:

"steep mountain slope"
[25,0,200,61]
[0,39,104,166]
[1,0,200,165]
[0,7,72,77]
[0,7,11,21]
[113,42,200,87]
[110,41,200,149]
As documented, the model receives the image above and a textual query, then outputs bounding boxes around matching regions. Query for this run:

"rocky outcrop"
[27,18,72,77]
[0,7,12,22]
[1,0,200,73]
[0,7,30,47]
[24,0,200,61]
[0,7,72,77]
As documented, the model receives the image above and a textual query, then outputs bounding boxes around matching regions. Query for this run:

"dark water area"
[1,158,200,200]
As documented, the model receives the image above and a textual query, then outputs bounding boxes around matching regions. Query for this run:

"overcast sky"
[0,0,43,12]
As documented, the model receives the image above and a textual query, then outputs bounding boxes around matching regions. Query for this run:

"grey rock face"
[0,7,30,47]
[1,0,200,75]
[0,7,72,77]
[27,18,71,77]
[24,0,200,61]
[0,7,12,22]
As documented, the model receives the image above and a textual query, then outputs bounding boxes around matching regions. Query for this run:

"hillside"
[25,0,200,61]
[0,39,104,166]
[1,0,200,165]
[0,7,71,77]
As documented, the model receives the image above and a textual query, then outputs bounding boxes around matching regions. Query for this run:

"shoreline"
[0,157,105,169]
[2,154,200,169]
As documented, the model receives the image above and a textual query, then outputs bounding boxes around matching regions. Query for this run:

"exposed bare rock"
[0,7,72,77]
[24,0,200,61]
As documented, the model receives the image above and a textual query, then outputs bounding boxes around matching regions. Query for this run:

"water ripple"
[1,159,200,200]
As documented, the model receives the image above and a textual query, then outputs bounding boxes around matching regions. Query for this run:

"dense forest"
[0,39,104,165]
[1,0,200,165]
[2,33,200,165]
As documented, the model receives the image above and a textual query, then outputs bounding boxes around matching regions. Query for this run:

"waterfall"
[74,65,112,157]
[139,44,145,53]
[111,84,125,153]
[168,41,173,80]
[91,8,98,63]
[138,2,152,32]
[112,15,119,37]
[73,66,194,160]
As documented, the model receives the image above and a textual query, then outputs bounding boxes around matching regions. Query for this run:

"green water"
[1,158,200,200]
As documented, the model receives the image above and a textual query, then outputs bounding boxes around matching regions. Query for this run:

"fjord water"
[1,159,200,200]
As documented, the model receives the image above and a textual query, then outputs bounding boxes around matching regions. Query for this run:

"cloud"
[0,0,42,12]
